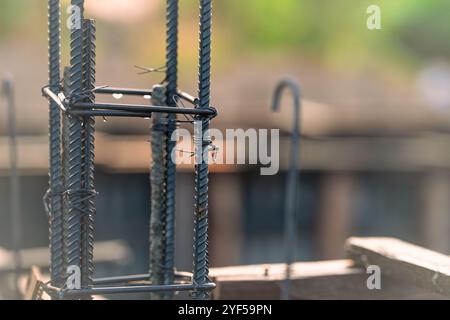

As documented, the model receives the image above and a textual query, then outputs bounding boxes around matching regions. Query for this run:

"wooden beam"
[0,240,132,272]
[346,237,450,297]
[210,259,444,300]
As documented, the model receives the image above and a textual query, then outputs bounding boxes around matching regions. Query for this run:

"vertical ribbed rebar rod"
[80,19,96,294]
[61,67,70,288]
[149,85,167,300]
[193,0,212,300]
[164,0,179,298]
[63,0,84,289]
[2,76,22,298]
[48,0,64,288]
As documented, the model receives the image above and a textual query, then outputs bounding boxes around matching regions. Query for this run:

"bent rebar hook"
[271,77,301,300]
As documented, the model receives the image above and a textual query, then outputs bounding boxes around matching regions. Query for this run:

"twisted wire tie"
[43,187,98,218]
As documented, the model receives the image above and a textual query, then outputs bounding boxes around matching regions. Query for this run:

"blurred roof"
[1,41,447,137]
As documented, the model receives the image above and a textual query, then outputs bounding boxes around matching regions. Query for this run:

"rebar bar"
[61,67,70,290]
[62,0,85,292]
[149,85,168,300]
[95,87,152,96]
[48,0,64,288]
[57,282,216,298]
[163,0,179,299]
[80,19,96,294]
[94,271,192,286]
[42,88,213,116]
[69,110,151,118]
[71,102,215,116]
[42,0,218,300]
[271,77,302,300]
[192,0,213,300]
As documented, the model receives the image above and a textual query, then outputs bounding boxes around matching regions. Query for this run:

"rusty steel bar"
[192,0,213,300]
[80,18,96,294]
[47,0,64,288]
[162,0,180,299]
[271,77,302,300]
[62,0,85,294]
[58,282,216,298]
[71,102,216,116]
[149,85,168,300]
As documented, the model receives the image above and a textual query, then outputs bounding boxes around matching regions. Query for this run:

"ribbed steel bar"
[94,271,192,286]
[80,19,96,294]
[63,0,85,292]
[42,88,212,115]
[70,110,151,118]
[48,0,64,287]
[192,0,213,300]
[163,0,179,299]
[95,87,152,96]
[61,67,71,289]
[149,85,168,300]
[59,282,216,298]
[71,102,216,116]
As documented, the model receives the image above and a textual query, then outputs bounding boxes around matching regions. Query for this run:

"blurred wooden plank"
[211,260,356,299]
[346,237,450,297]
[210,259,445,300]
[290,273,445,300]
[0,240,132,272]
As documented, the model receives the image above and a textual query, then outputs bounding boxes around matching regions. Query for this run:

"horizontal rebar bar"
[43,88,209,117]
[69,110,152,118]
[58,282,216,297]
[93,271,192,285]
[95,87,152,96]
[72,102,216,116]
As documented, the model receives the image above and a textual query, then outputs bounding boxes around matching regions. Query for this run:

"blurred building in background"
[0,0,450,280]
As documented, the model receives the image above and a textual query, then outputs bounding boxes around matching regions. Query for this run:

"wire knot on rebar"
[62,188,98,216]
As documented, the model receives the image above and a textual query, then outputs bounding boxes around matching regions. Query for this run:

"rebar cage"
[42,0,217,300]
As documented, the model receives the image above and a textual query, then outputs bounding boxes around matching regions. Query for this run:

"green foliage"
[0,1,25,35]
[0,0,45,38]
[215,0,450,71]
[0,0,448,73]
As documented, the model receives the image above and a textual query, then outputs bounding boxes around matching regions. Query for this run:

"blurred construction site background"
[1,0,450,290]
